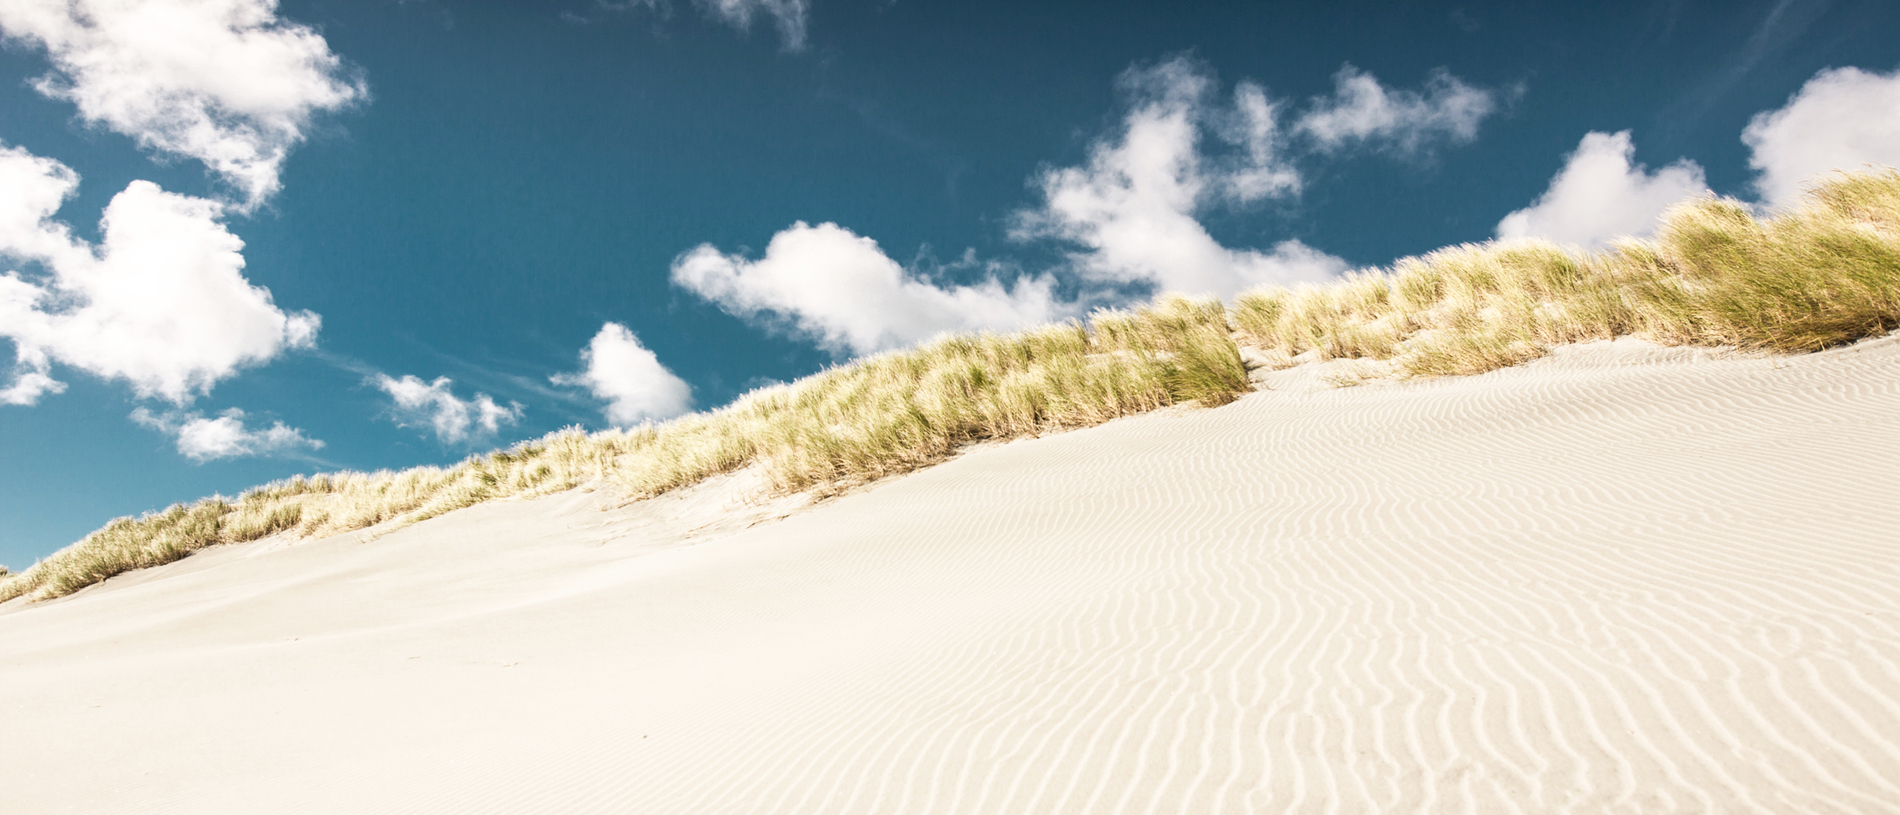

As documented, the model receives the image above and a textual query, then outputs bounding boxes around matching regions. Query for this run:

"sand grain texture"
[4,337,1900,814]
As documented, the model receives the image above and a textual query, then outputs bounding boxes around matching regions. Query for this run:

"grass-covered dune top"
[1235,170,1900,377]
[4,170,1897,605]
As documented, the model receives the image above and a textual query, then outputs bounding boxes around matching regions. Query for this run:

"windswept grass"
[0,297,1244,604]
[1233,169,1900,377]
[6,170,1896,605]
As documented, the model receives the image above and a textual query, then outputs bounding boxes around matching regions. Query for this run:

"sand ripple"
[3,337,1900,813]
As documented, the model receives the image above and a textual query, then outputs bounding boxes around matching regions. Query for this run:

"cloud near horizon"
[132,406,323,462]
[1496,130,1709,248]
[0,145,320,406]
[1499,63,1900,248]
[551,322,694,427]
[674,58,1507,352]
[1011,57,1490,296]
[0,0,366,210]
[1744,65,1900,209]
[673,222,1067,356]
[373,374,521,444]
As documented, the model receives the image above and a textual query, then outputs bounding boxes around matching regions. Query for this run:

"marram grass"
[1232,169,1900,377]
[0,296,1245,603]
[4,170,1897,604]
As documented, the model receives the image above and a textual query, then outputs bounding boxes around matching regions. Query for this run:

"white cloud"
[674,59,1504,348]
[0,0,366,209]
[1295,65,1500,154]
[0,145,320,406]
[1011,57,1348,297]
[132,406,322,461]
[1743,65,1900,208]
[373,374,520,444]
[1496,131,1709,248]
[673,222,1066,356]
[551,322,693,427]
[697,0,808,50]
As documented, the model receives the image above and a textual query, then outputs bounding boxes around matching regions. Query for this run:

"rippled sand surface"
[5,336,1899,814]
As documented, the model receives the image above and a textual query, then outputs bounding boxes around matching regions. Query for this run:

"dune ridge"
[3,333,1898,813]
[7,168,1900,605]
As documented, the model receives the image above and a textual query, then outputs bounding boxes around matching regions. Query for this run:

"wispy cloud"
[1294,64,1504,156]
[699,0,809,50]
[570,0,810,50]
[0,0,366,210]
[1655,0,1835,139]
[551,322,694,426]
[0,145,319,406]
[372,374,521,444]
[132,407,324,462]
[1497,131,1708,248]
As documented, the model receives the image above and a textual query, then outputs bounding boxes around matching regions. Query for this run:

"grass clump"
[1233,169,1900,377]
[612,294,1244,497]
[0,297,1244,604]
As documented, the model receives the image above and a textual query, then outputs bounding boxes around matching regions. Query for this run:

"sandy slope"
[5,336,1900,814]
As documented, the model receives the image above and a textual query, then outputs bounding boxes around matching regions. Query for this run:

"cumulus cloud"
[1011,57,1349,297]
[673,222,1066,356]
[551,322,693,426]
[0,0,366,209]
[373,374,520,444]
[1496,131,1709,248]
[1743,65,1900,208]
[132,406,322,461]
[672,58,1503,351]
[0,145,320,406]
[1295,64,1501,154]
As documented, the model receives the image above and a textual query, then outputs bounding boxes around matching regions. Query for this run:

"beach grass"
[4,169,1896,604]
[1233,169,1900,377]
[0,296,1244,603]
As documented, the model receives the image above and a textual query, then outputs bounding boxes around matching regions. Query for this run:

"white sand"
[5,336,1900,814]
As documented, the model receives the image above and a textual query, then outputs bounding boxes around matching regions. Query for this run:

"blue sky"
[3,0,1898,569]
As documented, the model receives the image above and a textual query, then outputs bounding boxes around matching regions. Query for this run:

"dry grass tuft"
[0,297,1244,604]
[1233,168,1900,378]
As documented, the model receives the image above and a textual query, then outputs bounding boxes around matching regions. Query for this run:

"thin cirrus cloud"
[0,145,320,407]
[372,374,522,445]
[551,322,694,427]
[673,222,1067,356]
[1744,65,1900,208]
[0,0,367,211]
[699,0,809,50]
[1495,131,1709,249]
[131,407,323,462]
[577,0,810,51]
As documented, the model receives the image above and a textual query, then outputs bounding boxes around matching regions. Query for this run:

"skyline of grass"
[4,169,1897,604]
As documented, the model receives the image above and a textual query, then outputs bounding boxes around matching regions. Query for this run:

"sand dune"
[5,336,1900,814]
